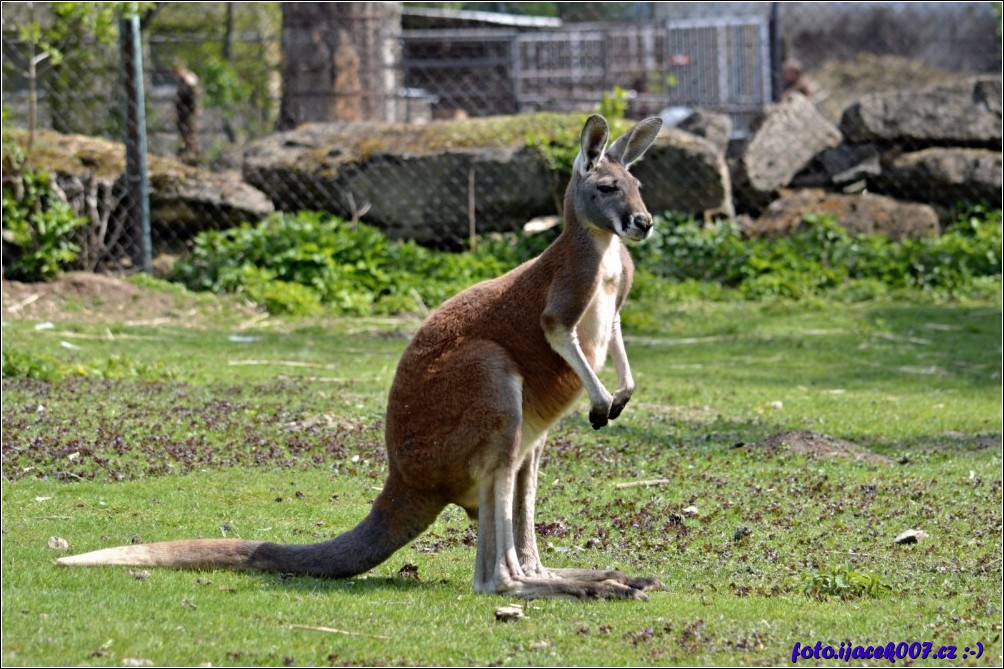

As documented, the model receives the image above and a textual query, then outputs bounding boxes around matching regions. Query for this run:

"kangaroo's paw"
[608,389,632,421]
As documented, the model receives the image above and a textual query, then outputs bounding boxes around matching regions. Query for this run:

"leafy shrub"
[2,169,87,281]
[2,349,60,381]
[635,214,750,285]
[171,212,546,316]
[172,207,1000,316]
[636,210,1002,299]
[242,270,324,317]
[802,564,892,600]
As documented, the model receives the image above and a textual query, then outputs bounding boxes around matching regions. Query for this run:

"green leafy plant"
[142,3,281,146]
[2,169,87,281]
[171,212,544,316]
[243,273,324,317]
[635,210,1002,300]
[2,349,60,381]
[200,55,253,113]
[171,207,1002,316]
[12,3,150,137]
[1,348,172,382]
[597,85,632,121]
[802,564,893,600]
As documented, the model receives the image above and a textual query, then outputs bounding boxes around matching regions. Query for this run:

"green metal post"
[120,14,151,273]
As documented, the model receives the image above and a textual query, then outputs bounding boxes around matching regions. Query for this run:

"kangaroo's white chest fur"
[576,237,623,371]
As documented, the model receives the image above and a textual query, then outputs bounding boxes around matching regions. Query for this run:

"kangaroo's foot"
[545,567,666,593]
[481,547,659,600]
[516,555,663,595]
[479,569,651,600]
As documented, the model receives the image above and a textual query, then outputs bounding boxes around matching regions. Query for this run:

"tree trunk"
[279,2,401,129]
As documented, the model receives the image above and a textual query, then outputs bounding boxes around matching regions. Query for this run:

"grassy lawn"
[2,286,1001,666]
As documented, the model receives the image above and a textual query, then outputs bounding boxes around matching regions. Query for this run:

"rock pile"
[734,75,1000,238]
[11,72,1000,250]
[241,117,732,243]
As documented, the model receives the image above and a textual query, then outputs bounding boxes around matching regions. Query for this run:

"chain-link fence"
[2,2,1001,273]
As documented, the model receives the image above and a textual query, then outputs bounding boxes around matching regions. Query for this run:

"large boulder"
[675,109,732,155]
[632,128,734,217]
[341,146,552,242]
[747,189,940,240]
[8,129,274,239]
[733,94,843,211]
[840,77,1003,146]
[244,116,734,242]
[142,168,275,234]
[243,120,555,243]
[879,148,1003,207]
[811,54,974,125]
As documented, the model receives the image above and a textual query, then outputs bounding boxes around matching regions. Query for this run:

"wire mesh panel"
[514,29,609,112]
[402,29,519,118]
[662,18,772,135]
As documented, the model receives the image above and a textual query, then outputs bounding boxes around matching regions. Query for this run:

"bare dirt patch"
[742,430,891,464]
[2,271,255,326]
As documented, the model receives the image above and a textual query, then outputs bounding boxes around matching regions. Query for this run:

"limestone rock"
[244,118,735,242]
[893,529,929,545]
[734,94,843,210]
[840,76,1003,146]
[9,129,274,239]
[748,189,940,240]
[676,109,732,155]
[243,121,554,243]
[142,168,275,232]
[880,148,1002,207]
[631,128,734,218]
[819,144,882,186]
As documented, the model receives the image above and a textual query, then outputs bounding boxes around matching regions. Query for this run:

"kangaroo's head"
[570,114,663,242]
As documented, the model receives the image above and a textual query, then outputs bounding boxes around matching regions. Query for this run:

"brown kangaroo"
[58,114,666,600]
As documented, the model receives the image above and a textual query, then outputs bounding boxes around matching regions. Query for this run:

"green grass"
[2,291,1001,665]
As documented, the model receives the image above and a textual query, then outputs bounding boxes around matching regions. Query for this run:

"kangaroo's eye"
[597,183,618,194]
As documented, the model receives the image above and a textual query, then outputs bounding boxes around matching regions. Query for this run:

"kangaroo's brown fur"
[58,115,666,599]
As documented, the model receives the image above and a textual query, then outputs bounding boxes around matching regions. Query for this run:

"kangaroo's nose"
[632,212,653,233]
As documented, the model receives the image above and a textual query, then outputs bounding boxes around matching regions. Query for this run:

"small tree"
[8,3,154,138]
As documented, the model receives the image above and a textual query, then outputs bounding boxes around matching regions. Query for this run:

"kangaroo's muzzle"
[622,212,653,241]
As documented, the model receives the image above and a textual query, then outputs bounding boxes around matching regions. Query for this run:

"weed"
[1,348,172,383]
[801,564,893,600]
[637,210,1002,299]
[2,349,60,381]
[2,169,87,281]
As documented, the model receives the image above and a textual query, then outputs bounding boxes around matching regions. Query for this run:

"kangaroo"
[58,114,666,600]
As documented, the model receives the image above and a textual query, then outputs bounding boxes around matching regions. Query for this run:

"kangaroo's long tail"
[57,475,444,578]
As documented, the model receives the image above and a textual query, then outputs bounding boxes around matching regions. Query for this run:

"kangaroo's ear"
[606,117,663,168]
[574,114,610,176]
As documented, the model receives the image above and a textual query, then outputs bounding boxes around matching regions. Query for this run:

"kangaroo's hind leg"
[511,431,664,594]
[513,431,547,577]
[474,418,645,599]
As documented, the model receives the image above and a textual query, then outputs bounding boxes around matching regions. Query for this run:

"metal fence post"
[768,2,783,102]
[119,13,152,273]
